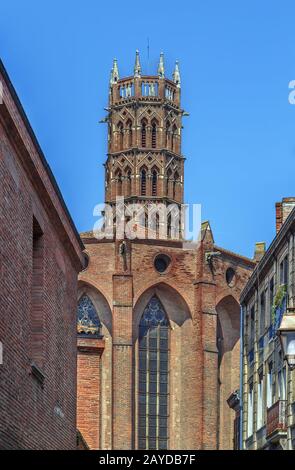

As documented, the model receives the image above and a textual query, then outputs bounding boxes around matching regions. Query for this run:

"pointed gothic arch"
[166,168,172,197]
[138,295,170,450]
[151,166,158,197]
[115,168,123,196]
[171,124,177,152]
[126,119,133,148]
[151,119,158,149]
[140,166,147,196]
[215,295,240,450]
[167,212,172,238]
[141,119,147,148]
[76,284,113,450]
[125,166,132,196]
[77,294,102,337]
[117,121,124,150]
[134,283,193,450]
[165,120,170,148]
[173,170,179,199]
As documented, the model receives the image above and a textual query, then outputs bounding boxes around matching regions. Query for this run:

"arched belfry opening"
[141,119,147,148]
[151,167,158,197]
[151,119,158,148]
[138,296,170,450]
[140,167,147,196]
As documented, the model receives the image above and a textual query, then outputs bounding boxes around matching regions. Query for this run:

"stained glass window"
[138,296,170,450]
[77,295,102,337]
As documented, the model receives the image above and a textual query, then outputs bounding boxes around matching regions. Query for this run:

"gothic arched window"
[141,168,147,196]
[117,122,124,150]
[141,120,147,148]
[126,119,132,148]
[171,125,177,152]
[173,171,179,200]
[166,168,172,197]
[77,295,102,337]
[116,171,123,196]
[126,168,132,196]
[167,213,172,238]
[152,169,158,197]
[151,120,157,149]
[165,121,170,148]
[138,296,170,450]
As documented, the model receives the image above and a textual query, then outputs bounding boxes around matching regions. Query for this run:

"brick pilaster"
[112,241,134,448]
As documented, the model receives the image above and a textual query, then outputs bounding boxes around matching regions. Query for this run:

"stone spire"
[110,58,119,85]
[109,67,114,87]
[172,60,181,88]
[158,52,165,78]
[134,50,141,77]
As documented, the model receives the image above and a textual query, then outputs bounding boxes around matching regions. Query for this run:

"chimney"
[254,242,266,262]
[275,197,295,233]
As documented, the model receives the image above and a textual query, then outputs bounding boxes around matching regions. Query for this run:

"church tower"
[105,51,184,218]
[77,52,255,451]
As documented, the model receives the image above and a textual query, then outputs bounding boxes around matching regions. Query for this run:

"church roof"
[214,245,255,266]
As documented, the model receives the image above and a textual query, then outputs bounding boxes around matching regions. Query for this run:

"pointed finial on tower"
[110,58,119,85]
[109,67,114,86]
[158,52,165,78]
[134,49,141,77]
[134,50,141,77]
[173,60,181,88]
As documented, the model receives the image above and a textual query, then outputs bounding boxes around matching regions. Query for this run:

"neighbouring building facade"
[241,198,295,450]
[0,61,84,449]
[77,52,255,450]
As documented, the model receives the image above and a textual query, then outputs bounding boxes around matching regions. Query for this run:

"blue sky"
[1,0,295,258]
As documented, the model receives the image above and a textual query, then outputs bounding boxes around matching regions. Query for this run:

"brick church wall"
[0,61,84,449]
[78,234,254,449]
[76,54,255,450]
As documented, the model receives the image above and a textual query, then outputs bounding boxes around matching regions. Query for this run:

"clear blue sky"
[1,0,295,258]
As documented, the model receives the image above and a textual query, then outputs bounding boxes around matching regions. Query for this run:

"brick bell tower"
[77,51,255,451]
[105,51,184,228]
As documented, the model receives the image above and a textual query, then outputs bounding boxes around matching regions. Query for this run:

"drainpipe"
[239,303,244,450]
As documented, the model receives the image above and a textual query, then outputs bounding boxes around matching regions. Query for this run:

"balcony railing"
[266,400,287,438]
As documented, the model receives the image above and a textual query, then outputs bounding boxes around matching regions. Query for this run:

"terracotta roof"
[214,245,255,266]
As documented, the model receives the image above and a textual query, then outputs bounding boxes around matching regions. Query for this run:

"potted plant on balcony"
[272,284,287,328]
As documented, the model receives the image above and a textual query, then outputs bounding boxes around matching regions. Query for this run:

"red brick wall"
[78,233,254,450]
[77,338,105,449]
[76,68,254,451]
[0,64,83,450]
[275,198,295,233]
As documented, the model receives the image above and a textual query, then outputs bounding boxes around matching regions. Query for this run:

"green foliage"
[271,284,287,324]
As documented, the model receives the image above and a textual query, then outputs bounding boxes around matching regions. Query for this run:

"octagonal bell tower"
[104,51,185,214]
[78,51,255,452]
